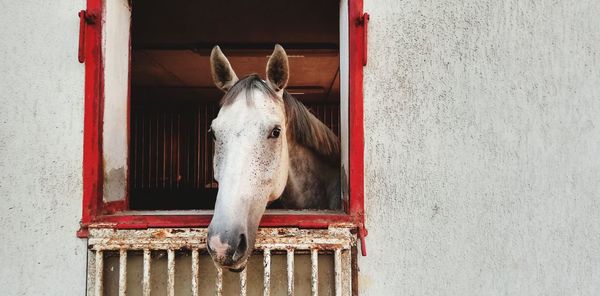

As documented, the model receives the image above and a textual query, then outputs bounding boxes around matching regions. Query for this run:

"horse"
[206,45,341,271]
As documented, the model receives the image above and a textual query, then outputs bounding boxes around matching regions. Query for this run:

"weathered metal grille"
[87,228,354,296]
[129,101,219,209]
[129,101,340,210]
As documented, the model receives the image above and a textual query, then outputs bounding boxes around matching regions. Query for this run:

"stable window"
[79,0,367,236]
[129,1,342,211]
[79,0,368,295]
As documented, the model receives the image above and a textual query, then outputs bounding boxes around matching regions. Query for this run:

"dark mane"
[220,74,277,106]
[220,74,340,160]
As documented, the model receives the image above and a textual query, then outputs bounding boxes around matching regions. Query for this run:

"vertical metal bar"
[169,111,174,189]
[240,267,247,296]
[131,108,137,189]
[334,249,342,296]
[119,249,127,296]
[163,112,167,188]
[191,249,199,296]
[143,249,151,296]
[203,104,207,187]
[311,249,319,296]
[216,267,223,296]
[167,249,175,296]
[342,248,352,295]
[287,249,295,296]
[263,249,271,296]
[140,111,145,188]
[196,105,201,188]
[87,250,97,296]
[176,114,180,188]
[155,111,160,188]
[94,250,103,296]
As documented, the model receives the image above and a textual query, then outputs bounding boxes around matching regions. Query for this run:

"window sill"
[78,212,359,238]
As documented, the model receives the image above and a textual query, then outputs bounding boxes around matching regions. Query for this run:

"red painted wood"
[348,0,368,255]
[102,200,127,214]
[81,0,103,227]
[83,213,355,230]
[79,0,367,247]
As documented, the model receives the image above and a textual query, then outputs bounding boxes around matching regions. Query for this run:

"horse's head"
[206,45,290,271]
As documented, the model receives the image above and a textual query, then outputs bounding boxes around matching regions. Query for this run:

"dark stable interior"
[129,0,341,210]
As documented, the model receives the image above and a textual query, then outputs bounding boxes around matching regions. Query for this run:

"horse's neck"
[282,142,340,209]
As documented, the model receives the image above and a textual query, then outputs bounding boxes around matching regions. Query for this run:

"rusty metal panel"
[88,227,355,251]
[86,227,356,295]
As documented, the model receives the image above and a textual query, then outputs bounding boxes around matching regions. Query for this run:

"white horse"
[206,45,341,271]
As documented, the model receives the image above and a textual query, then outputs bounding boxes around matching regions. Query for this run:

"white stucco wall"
[0,1,87,295]
[1,0,600,295]
[360,0,600,295]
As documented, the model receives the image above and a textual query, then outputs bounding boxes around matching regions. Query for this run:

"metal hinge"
[357,12,370,66]
[78,10,98,63]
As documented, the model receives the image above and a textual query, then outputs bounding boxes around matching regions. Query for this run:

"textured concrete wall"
[360,0,600,295]
[1,0,600,295]
[0,1,87,295]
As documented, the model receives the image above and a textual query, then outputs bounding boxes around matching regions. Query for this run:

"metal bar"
[87,250,97,296]
[216,267,223,296]
[87,228,353,250]
[119,249,127,296]
[287,249,295,296]
[94,250,103,296]
[143,249,151,296]
[334,249,342,296]
[311,249,318,296]
[240,267,247,296]
[191,249,199,296]
[342,248,353,295]
[167,249,175,296]
[263,249,271,296]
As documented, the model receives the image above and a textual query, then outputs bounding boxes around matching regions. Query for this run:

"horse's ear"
[266,44,289,93]
[210,46,238,92]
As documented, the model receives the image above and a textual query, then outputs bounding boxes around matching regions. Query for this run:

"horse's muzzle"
[206,229,249,268]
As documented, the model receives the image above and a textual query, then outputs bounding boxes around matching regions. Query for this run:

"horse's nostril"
[237,233,248,255]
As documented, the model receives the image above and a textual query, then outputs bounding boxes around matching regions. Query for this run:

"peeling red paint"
[79,0,367,251]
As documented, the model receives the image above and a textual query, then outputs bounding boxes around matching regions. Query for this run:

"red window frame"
[77,0,368,251]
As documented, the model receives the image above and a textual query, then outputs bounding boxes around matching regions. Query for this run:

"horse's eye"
[208,128,216,140]
[269,127,281,139]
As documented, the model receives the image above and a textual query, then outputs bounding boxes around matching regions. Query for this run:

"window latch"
[357,12,370,66]
[78,10,97,63]
[359,224,368,256]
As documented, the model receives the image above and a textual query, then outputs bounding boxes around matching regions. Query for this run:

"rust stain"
[88,227,355,252]
[151,229,168,238]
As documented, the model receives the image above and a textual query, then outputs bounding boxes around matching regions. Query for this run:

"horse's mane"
[220,74,340,161]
